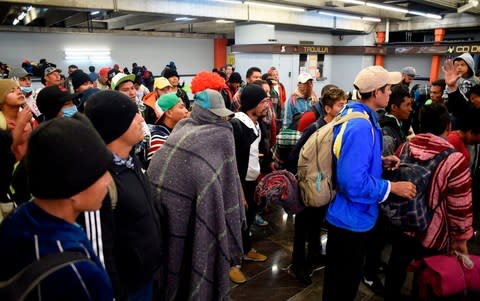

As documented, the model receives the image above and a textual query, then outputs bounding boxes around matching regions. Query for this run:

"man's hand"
[450,240,468,256]
[442,59,460,90]
[382,155,400,171]
[390,181,416,199]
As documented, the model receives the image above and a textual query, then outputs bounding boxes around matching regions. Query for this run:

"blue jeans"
[127,280,153,301]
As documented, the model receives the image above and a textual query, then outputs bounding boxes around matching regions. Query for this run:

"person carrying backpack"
[286,87,347,285]
[322,66,417,301]
[384,103,474,301]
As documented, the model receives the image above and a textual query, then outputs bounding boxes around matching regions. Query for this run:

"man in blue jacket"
[0,115,113,301]
[322,66,417,301]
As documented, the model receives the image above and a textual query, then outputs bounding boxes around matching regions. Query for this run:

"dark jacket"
[79,155,163,300]
[230,116,270,183]
[1,202,113,301]
[379,113,406,156]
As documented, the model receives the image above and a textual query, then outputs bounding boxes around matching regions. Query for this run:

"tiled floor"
[229,205,480,301]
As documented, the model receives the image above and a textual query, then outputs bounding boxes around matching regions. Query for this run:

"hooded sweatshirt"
[454,53,480,99]
[399,133,473,250]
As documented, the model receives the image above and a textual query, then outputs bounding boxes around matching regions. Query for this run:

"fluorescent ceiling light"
[214,0,242,4]
[409,10,442,19]
[216,19,234,23]
[175,17,196,21]
[244,1,305,12]
[339,0,366,4]
[90,11,100,16]
[318,11,380,22]
[12,18,19,25]
[362,16,381,22]
[458,0,479,13]
[366,2,408,13]
[26,5,32,12]
[339,0,441,19]
[64,49,111,61]
[17,11,26,21]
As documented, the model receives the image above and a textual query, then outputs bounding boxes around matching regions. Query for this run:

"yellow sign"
[448,45,480,54]
[227,54,235,66]
[302,46,329,54]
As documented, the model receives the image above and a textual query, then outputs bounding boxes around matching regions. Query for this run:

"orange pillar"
[375,32,386,66]
[430,28,445,82]
[214,38,228,70]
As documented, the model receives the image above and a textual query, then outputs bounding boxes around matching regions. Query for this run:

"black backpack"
[0,252,94,301]
[382,143,454,232]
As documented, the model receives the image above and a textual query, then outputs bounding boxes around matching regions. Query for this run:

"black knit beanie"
[85,90,138,144]
[26,114,112,199]
[163,68,179,79]
[71,70,92,91]
[240,84,267,112]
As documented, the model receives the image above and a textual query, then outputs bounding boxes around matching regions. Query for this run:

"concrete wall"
[0,31,214,76]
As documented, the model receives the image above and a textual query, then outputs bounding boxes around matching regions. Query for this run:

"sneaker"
[254,214,268,226]
[244,249,268,262]
[362,276,385,296]
[287,264,312,286]
[229,266,247,284]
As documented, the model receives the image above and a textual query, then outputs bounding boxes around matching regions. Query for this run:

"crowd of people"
[0,52,479,301]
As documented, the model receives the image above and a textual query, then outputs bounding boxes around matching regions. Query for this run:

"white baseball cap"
[298,72,313,84]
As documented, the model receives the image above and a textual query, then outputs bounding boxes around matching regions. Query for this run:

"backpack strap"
[0,252,93,301]
[332,110,370,159]
[107,180,118,210]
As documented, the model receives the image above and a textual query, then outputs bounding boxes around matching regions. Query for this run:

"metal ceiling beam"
[376,13,480,32]
[123,16,168,30]
[0,24,225,38]
[64,12,90,27]
[0,0,114,10]
[44,11,77,27]
[0,0,373,33]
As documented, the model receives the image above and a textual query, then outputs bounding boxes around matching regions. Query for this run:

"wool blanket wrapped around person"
[147,103,246,301]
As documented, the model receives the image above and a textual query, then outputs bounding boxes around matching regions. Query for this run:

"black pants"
[241,180,258,254]
[384,231,440,301]
[364,214,390,279]
[291,206,326,269]
[322,222,367,301]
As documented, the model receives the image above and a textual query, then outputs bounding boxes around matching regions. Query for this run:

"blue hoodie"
[326,102,390,232]
[0,202,113,301]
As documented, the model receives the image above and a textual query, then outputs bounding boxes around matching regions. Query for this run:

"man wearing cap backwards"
[229,84,271,283]
[83,91,163,301]
[283,72,318,128]
[147,92,188,162]
[143,77,173,124]
[322,66,417,301]
[0,115,114,301]
[147,88,244,300]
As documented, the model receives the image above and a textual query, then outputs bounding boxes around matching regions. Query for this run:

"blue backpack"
[381,143,454,232]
